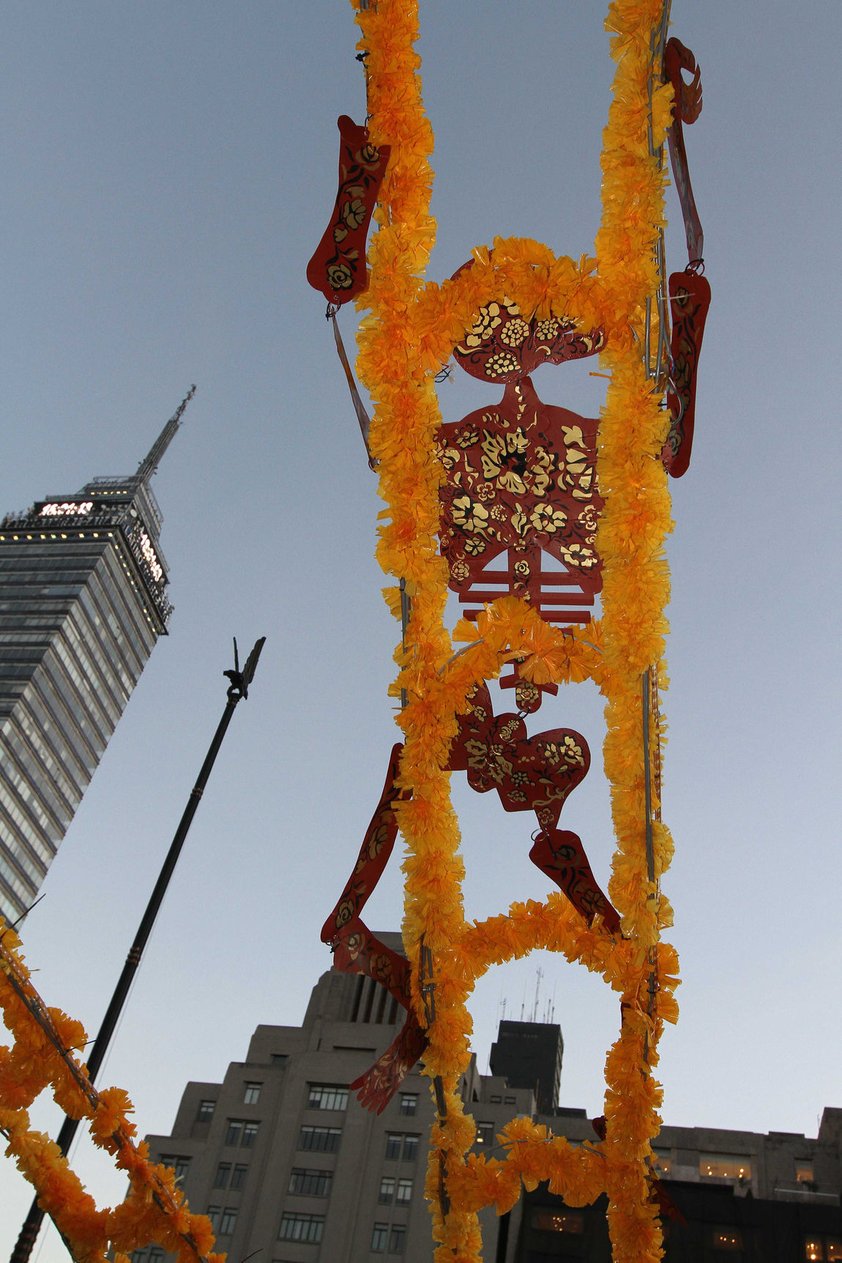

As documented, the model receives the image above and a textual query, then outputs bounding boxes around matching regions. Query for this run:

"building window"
[711,1228,742,1252]
[389,1225,407,1254]
[271,1053,288,1065]
[161,1154,191,1182]
[531,1209,585,1234]
[379,1176,396,1204]
[207,1206,221,1231]
[307,1084,349,1111]
[243,1082,262,1105]
[196,1099,215,1122]
[399,1092,418,1117]
[230,1164,248,1191]
[504,1095,516,1105]
[298,1125,342,1153]
[490,1095,502,1104]
[225,1120,260,1148]
[700,1154,752,1181]
[476,1122,495,1147]
[218,1209,238,1236]
[796,1162,815,1185]
[805,1239,842,1261]
[653,1149,672,1176]
[396,1178,413,1205]
[214,1163,231,1189]
[288,1168,333,1197]
[279,1213,325,1244]
[371,1223,389,1252]
[149,1251,164,1263]
[385,1133,419,1162]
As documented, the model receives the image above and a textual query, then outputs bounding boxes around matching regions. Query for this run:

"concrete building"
[518,1105,842,1261]
[489,1020,563,1116]
[0,392,191,921]
[138,945,842,1262]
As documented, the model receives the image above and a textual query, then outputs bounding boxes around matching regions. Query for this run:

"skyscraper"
[0,390,193,921]
[489,1019,564,1115]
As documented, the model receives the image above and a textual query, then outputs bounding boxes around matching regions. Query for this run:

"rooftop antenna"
[10,633,265,1263]
[135,384,196,484]
[531,966,543,1023]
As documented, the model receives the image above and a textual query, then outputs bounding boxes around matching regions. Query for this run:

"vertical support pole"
[9,638,265,1263]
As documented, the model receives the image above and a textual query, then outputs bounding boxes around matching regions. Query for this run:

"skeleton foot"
[530,827,621,934]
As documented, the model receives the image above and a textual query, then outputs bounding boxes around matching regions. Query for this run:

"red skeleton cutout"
[316,38,709,1116]
[322,301,621,1112]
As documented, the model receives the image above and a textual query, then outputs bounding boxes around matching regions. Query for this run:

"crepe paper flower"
[0,927,222,1263]
[345,1,677,1259]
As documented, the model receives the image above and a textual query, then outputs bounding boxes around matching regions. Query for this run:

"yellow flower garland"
[0,923,223,1263]
[351,1,679,1260]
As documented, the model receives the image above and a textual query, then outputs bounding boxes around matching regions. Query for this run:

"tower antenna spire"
[136,384,196,483]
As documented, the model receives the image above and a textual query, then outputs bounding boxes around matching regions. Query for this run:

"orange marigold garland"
[351,1,680,1261]
[0,922,223,1263]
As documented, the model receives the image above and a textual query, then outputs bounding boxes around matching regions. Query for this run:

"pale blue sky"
[1,4,840,1256]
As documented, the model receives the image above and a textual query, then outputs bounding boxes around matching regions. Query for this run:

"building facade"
[0,392,191,921]
[138,946,842,1263]
[489,1020,563,1116]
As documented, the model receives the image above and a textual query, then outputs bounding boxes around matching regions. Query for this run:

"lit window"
[288,1168,333,1197]
[653,1149,672,1176]
[796,1162,815,1185]
[299,1125,342,1153]
[700,1154,752,1181]
[243,1082,262,1105]
[379,1176,396,1204]
[307,1084,349,1111]
[805,1238,842,1261]
[214,1163,231,1189]
[196,1099,215,1122]
[399,1092,418,1116]
[279,1213,325,1244]
[476,1122,495,1147]
[531,1209,584,1234]
[711,1227,743,1251]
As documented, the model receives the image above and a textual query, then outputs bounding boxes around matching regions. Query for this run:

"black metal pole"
[10,638,265,1263]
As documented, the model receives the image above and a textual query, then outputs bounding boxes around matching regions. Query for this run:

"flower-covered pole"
[349,0,679,1259]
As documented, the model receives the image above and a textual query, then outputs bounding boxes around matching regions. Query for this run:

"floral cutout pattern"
[306,116,390,304]
[454,296,604,383]
[438,376,604,624]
